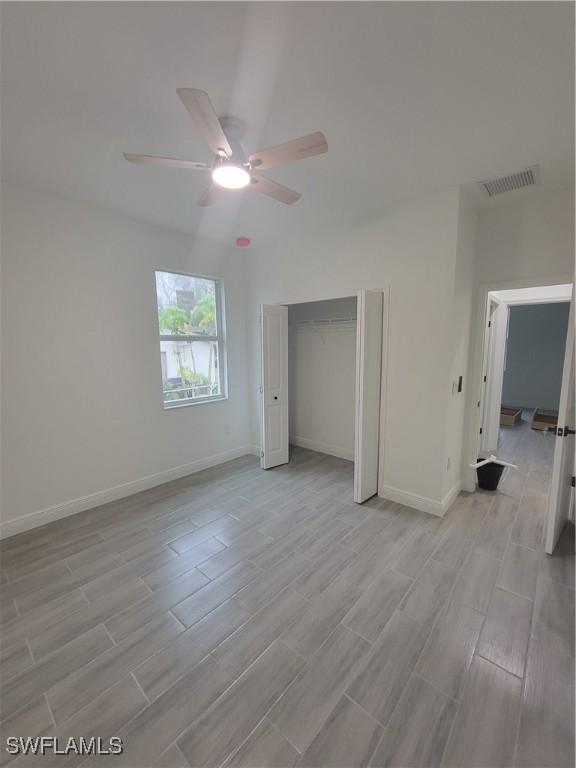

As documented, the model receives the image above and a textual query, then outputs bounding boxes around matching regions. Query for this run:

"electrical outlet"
[447,457,451,471]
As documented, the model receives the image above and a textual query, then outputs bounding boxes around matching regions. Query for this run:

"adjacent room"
[1,3,574,768]
[499,297,570,456]
[499,299,570,490]
[477,284,574,552]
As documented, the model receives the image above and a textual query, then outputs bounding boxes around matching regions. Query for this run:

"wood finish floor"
[0,421,573,767]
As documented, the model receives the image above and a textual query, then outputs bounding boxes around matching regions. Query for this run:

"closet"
[288,297,357,461]
[260,289,384,503]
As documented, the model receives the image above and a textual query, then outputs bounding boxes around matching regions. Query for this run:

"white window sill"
[163,396,229,410]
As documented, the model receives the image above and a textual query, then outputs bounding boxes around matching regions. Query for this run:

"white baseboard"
[290,435,354,461]
[0,445,260,540]
[461,469,477,494]
[378,481,461,517]
[441,482,462,514]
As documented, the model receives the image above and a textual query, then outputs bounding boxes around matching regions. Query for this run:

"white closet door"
[260,304,289,469]
[354,289,384,502]
[482,298,509,454]
[546,294,575,554]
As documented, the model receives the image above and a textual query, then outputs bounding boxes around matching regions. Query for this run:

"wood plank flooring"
[0,418,573,767]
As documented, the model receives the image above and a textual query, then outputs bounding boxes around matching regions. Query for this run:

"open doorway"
[259,290,384,504]
[477,283,574,554]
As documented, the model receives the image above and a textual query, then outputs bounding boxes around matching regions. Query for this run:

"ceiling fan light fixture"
[125,88,327,205]
[212,163,250,189]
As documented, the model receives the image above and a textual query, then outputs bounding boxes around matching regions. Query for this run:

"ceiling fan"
[124,88,328,206]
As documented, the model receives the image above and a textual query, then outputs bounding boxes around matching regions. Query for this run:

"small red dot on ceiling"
[235,237,251,248]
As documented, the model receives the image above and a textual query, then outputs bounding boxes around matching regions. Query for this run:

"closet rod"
[289,316,356,327]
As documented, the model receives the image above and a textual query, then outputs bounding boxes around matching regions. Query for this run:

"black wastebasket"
[476,458,505,491]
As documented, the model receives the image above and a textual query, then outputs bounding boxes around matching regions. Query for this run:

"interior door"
[479,298,496,453]
[481,297,509,454]
[260,304,289,469]
[545,293,575,554]
[354,289,384,502]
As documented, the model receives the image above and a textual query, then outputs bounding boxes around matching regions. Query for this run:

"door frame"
[259,287,389,501]
[546,292,575,553]
[354,289,384,502]
[463,274,574,493]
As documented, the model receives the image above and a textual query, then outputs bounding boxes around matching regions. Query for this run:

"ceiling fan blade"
[249,131,328,170]
[124,153,210,170]
[250,174,301,205]
[176,88,233,158]
[197,184,220,207]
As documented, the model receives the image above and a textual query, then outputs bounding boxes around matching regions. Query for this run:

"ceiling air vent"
[478,165,540,197]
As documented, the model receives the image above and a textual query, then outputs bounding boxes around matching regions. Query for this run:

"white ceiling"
[2,2,573,244]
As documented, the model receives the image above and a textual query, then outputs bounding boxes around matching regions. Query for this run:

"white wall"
[288,298,357,460]
[1,184,252,536]
[248,187,465,514]
[476,189,574,285]
[443,192,477,499]
[5,182,571,532]
[502,302,570,411]
[288,297,358,323]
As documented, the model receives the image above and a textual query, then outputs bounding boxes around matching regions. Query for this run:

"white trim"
[491,283,572,306]
[273,291,358,307]
[545,291,575,554]
[379,481,461,517]
[441,482,463,514]
[161,334,219,342]
[260,288,387,488]
[155,269,228,407]
[0,445,260,540]
[483,300,509,453]
[502,296,571,307]
[377,285,391,501]
[290,435,354,461]
[354,289,384,502]
[289,320,356,333]
[163,395,229,410]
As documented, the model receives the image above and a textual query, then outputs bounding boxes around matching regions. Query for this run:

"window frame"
[154,268,228,409]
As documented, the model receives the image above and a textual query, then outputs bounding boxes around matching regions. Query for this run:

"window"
[155,270,227,407]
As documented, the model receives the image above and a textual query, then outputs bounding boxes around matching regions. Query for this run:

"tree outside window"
[155,271,227,406]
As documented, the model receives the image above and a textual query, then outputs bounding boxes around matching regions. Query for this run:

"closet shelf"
[289,316,356,328]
